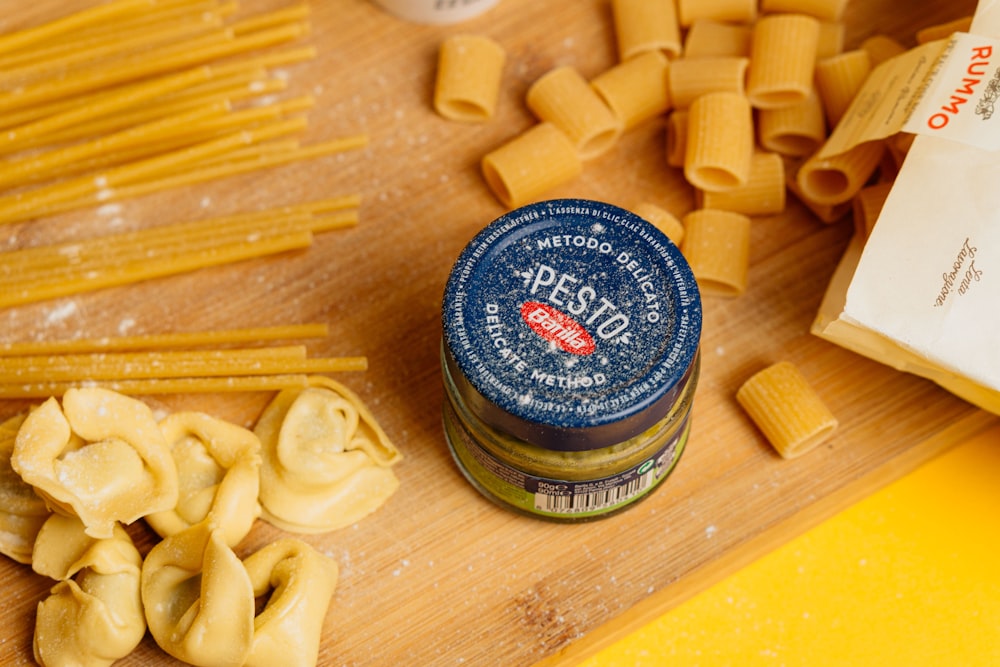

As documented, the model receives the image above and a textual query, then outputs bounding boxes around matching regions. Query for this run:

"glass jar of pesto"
[441,199,702,521]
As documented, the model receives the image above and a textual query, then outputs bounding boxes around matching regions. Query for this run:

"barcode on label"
[534,470,655,514]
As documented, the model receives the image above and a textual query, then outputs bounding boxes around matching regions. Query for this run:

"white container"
[372,0,499,24]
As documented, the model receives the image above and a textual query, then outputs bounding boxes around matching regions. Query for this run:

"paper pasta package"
[812,0,1000,414]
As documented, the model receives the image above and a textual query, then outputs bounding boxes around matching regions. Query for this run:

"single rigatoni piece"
[678,0,757,27]
[746,14,821,110]
[684,92,753,192]
[591,50,671,130]
[794,139,885,206]
[815,49,872,126]
[526,66,622,159]
[886,131,915,170]
[852,181,893,239]
[877,148,900,184]
[481,123,582,208]
[736,361,838,459]
[433,34,506,122]
[611,0,682,60]
[665,109,688,167]
[861,35,906,66]
[698,152,786,216]
[667,56,748,108]
[785,159,852,223]
[760,0,848,22]
[916,16,973,44]
[680,208,751,297]
[816,21,845,59]
[757,89,827,157]
[631,202,685,245]
[683,20,752,58]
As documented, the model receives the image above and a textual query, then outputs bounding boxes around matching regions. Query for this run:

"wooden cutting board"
[0,0,993,665]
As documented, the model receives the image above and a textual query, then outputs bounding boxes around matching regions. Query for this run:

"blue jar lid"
[442,199,702,451]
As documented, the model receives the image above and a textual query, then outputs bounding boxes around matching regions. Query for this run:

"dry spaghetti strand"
[0,323,330,356]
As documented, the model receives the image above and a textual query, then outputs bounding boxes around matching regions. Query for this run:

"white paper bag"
[812,2,1000,415]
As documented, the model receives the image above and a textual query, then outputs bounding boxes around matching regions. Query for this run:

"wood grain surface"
[0,1,993,665]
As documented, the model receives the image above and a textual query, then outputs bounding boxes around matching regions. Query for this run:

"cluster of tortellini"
[0,376,402,667]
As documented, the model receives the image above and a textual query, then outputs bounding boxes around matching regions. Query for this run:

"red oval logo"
[520,301,596,355]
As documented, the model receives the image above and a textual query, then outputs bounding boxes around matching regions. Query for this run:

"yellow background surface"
[580,424,1000,666]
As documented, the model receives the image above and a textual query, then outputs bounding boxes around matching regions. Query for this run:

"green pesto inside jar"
[442,347,698,520]
[440,199,702,520]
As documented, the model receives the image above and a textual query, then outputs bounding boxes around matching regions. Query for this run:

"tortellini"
[146,411,262,547]
[11,388,178,539]
[141,523,337,667]
[32,514,145,667]
[0,376,398,665]
[0,413,50,564]
[254,376,402,533]
[141,522,255,667]
[243,539,338,667]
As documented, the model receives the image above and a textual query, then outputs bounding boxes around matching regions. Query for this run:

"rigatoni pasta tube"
[815,49,872,126]
[433,34,505,122]
[590,50,671,130]
[665,110,688,168]
[784,159,852,223]
[677,0,756,27]
[757,89,826,157]
[481,123,582,208]
[680,208,751,297]
[631,202,685,245]
[746,14,820,110]
[795,139,884,206]
[885,131,914,171]
[611,0,681,60]
[526,66,622,159]
[816,21,846,59]
[916,16,973,44]
[861,35,906,66]
[667,56,748,109]
[684,92,753,192]
[736,361,838,459]
[852,181,892,239]
[698,152,786,216]
[760,0,848,22]
[683,20,752,59]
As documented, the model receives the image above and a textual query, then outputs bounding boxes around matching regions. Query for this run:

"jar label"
[446,405,690,519]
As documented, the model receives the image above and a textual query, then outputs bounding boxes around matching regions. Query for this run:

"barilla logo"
[521,301,596,355]
[925,43,993,130]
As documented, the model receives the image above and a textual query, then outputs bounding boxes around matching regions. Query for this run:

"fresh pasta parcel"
[11,387,178,539]
[0,413,50,564]
[146,411,262,548]
[141,522,254,667]
[254,376,403,534]
[32,515,145,667]
[243,539,338,667]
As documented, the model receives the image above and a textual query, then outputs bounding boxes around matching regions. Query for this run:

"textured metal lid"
[442,199,702,451]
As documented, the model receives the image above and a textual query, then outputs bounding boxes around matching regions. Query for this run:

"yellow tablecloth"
[580,424,1000,666]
